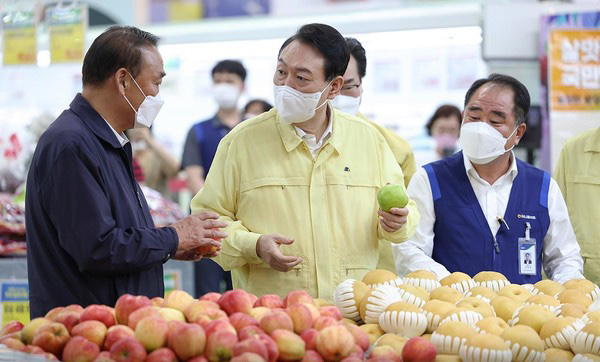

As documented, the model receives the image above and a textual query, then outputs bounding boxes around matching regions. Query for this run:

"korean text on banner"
[550,29,600,111]
[47,4,88,63]
[1,11,37,65]
[0,280,29,327]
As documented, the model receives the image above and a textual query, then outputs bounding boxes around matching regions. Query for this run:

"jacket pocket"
[341,252,376,281]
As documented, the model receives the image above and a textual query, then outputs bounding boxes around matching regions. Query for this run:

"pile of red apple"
[0,288,433,361]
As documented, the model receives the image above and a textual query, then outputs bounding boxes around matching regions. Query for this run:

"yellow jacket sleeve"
[375,133,420,243]
[554,145,568,200]
[190,136,262,271]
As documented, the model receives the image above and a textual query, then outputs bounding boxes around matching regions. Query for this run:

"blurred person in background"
[25,26,226,317]
[191,23,419,300]
[393,73,583,284]
[331,36,416,273]
[412,104,462,166]
[127,127,180,197]
[554,127,600,284]
[244,99,272,120]
[181,60,246,297]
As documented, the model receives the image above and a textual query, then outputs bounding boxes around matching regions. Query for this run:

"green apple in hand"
[377,184,409,212]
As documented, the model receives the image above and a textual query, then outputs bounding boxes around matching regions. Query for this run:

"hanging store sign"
[1,10,37,65]
[47,4,88,63]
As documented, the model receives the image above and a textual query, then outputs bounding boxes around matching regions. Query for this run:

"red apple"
[370,345,401,362]
[45,307,65,320]
[127,306,162,330]
[190,307,229,328]
[250,307,272,322]
[348,344,365,359]
[231,352,267,362]
[271,329,305,361]
[257,334,279,362]
[233,337,269,360]
[71,320,107,348]
[146,347,177,362]
[22,345,46,354]
[316,325,354,361]
[188,357,210,362]
[0,321,23,336]
[169,323,206,360]
[283,290,315,307]
[93,351,114,362]
[21,317,53,344]
[254,294,284,309]
[230,312,259,332]
[249,294,259,306]
[259,310,293,335]
[218,289,254,315]
[301,350,324,362]
[54,311,81,334]
[63,335,100,362]
[114,294,151,325]
[313,316,340,331]
[109,337,147,362]
[319,306,342,321]
[163,290,195,313]
[344,324,369,351]
[300,329,319,350]
[32,322,71,358]
[205,329,238,361]
[287,303,315,334]
[200,292,222,303]
[104,325,134,351]
[167,320,186,337]
[185,300,221,320]
[134,317,168,352]
[81,305,116,328]
[401,336,437,362]
[239,325,266,340]
[204,319,237,336]
[0,337,24,351]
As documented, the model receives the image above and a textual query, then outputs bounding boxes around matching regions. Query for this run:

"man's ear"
[514,122,527,146]
[327,76,344,99]
[115,68,129,95]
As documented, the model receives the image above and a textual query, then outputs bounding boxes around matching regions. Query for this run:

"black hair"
[211,60,247,82]
[426,105,462,136]
[82,26,159,86]
[464,73,531,125]
[345,37,366,79]
[244,99,272,114]
[278,23,350,81]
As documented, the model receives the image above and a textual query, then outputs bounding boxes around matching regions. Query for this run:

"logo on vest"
[517,214,536,220]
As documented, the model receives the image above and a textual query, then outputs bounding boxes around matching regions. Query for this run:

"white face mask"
[273,80,333,124]
[331,94,361,115]
[459,121,519,164]
[122,72,164,128]
[213,83,240,110]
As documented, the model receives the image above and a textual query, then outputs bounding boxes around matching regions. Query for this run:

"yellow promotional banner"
[47,4,88,63]
[2,11,37,65]
[169,0,203,21]
[0,280,29,327]
[550,29,600,111]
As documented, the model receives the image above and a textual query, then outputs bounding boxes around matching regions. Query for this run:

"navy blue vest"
[194,118,230,173]
[424,152,551,284]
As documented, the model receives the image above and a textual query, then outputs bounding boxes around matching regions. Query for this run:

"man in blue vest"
[393,74,584,284]
[181,60,246,296]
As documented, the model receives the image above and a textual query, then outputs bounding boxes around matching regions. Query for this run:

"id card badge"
[518,238,537,275]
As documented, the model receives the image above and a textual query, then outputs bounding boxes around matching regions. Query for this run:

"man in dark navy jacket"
[26,26,227,318]
[393,74,584,285]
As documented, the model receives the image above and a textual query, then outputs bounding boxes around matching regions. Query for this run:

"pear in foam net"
[509,304,555,333]
[455,296,496,318]
[362,284,403,324]
[439,307,483,326]
[377,301,427,338]
[556,303,589,318]
[545,348,575,361]
[558,289,593,309]
[396,284,430,308]
[500,325,545,362]
[429,286,463,305]
[465,285,497,303]
[473,271,510,292]
[459,333,512,362]
[540,316,585,350]
[431,320,477,355]
[421,299,456,333]
[497,284,532,303]
[524,293,561,312]
[534,279,565,297]
[563,279,600,301]
[580,310,600,325]
[570,321,600,355]
[362,269,402,288]
[403,270,441,293]
[333,279,370,322]
[440,272,476,294]
[521,283,540,295]
[573,354,600,362]
[490,296,524,322]
[474,317,509,335]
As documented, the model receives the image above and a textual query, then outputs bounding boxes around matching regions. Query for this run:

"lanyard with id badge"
[519,222,536,275]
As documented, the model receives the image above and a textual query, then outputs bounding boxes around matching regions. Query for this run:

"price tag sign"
[47,4,88,63]
[2,11,37,65]
[0,280,29,327]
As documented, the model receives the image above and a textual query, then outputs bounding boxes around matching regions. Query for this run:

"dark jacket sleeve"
[181,127,202,169]
[39,145,178,276]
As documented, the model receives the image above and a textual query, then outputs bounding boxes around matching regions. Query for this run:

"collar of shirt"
[293,105,334,158]
[103,119,129,147]
[463,150,519,187]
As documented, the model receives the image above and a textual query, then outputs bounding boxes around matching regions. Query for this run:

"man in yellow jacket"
[331,37,416,273]
[191,24,419,300]
[554,127,600,284]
